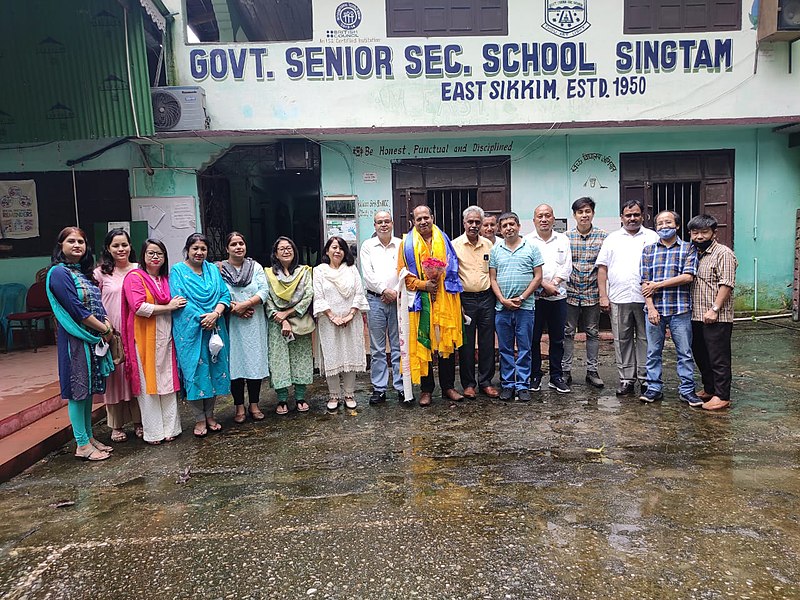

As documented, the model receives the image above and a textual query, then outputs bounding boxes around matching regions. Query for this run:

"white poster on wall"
[0,180,38,239]
[131,196,197,268]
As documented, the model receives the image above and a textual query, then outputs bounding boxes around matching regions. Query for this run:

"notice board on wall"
[130,196,197,269]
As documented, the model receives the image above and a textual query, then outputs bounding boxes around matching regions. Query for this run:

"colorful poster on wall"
[0,180,38,239]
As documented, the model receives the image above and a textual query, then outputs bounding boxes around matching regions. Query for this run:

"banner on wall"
[0,180,38,239]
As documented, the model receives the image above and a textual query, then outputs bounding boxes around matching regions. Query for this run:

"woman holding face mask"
[93,228,143,443]
[218,231,269,423]
[170,233,231,437]
[122,239,186,444]
[46,227,115,461]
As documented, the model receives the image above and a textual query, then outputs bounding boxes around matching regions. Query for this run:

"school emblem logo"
[542,0,590,38]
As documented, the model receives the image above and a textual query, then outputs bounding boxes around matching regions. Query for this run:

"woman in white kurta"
[121,239,186,444]
[94,228,143,442]
[313,236,369,411]
[219,232,270,423]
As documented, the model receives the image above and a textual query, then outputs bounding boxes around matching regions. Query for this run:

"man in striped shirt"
[563,197,607,389]
[639,210,700,405]
[687,214,737,411]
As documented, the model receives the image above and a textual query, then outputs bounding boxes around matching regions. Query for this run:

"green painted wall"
[321,127,800,313]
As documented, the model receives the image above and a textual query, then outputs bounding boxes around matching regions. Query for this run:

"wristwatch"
[711,305,719,313]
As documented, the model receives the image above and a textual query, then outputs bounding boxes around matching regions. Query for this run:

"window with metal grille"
[651,181,700,241]
[427,188,478,240]
[386,0,508,37]
[624,0,741,33]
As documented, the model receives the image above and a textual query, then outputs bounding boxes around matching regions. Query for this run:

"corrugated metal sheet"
[0,0,155,144]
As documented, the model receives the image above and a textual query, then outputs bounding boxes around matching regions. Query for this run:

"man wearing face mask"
[687,214,737,411]
[639,210,701,405]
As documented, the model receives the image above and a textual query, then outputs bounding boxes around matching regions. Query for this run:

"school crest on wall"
[542,0,590,38]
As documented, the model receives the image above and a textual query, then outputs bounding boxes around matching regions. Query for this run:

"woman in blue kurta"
[218,231,269,424]
[170,233,231,437]
[47,227,116,461]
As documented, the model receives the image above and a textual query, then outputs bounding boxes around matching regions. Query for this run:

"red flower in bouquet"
[421,257,447,281]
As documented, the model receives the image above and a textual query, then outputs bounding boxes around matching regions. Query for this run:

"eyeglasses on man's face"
[145,250,164,258]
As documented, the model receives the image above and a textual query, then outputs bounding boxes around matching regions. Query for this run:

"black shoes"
[679,392,704,407]
[549,377,571,394]
[517,389,531,402]
[616,381,635,396]
[585,371,604,388]
[639,388,664,403]
[499,388,515,402]
[369,391,387,405]
[529,376,542,392]
[563,371,572,385]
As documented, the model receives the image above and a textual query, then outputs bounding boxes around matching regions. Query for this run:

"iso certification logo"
[335,2,362,30]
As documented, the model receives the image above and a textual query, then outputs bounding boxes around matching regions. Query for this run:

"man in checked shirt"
[563,197,607,389]
[639,210,702,406]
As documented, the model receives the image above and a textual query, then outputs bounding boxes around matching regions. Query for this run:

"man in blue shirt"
[639,210,701,405]
[489,212,544,402]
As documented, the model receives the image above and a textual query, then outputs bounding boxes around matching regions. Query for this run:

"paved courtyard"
[1,319,799,599]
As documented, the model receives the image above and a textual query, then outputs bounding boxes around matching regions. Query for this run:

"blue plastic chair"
[0,283,29,351]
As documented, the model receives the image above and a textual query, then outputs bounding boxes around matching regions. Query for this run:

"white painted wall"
[165,0,800,130]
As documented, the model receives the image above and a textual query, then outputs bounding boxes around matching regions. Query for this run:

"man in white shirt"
[525,204,573,394]
[359,211,406,405]
[595,199,660,397]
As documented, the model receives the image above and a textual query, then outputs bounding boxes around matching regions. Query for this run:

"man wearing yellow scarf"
[397,205,464,406]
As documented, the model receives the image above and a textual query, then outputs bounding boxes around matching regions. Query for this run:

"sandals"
[75,447,110,461]
[233,408,247,424]
[193,424,208,437]
[249,405,265,420]
[110,429,127,443]
[296,400,310,413]
[90,438,113,452]
[344,396,357,410]
[207,419,222,432]
[326,396,340,412]
[134,425,144,439]
[276,401,289,415]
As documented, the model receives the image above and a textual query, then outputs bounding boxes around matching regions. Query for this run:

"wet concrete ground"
[1,319,800,600]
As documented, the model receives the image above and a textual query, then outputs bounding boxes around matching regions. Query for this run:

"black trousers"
[230,378,263,406]
[459,290,496,389]
[420,354,456,393]
[531,298,567,380]
[691,321,733,400]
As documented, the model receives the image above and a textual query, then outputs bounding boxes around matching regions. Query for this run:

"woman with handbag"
[265,236,314,414]
[313,236,369,411]
[121,239,187,444]
[170,233,231,437]
[219,232,270,423]
[46,227,115,461]
[93,228,143,443]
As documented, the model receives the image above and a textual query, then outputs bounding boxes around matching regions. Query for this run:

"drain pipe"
[753,257,758,314]
[753,129,760,314]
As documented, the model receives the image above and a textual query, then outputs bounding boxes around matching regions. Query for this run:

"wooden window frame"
[386,0,508,38]
[623,0,742,34]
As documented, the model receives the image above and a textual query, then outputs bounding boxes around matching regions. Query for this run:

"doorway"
[392,157,510,238]
[619,151,734,247]
[198,142,322,265]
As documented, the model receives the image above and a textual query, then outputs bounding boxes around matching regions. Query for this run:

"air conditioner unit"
[151,86,210,132]
[758,0,800,42]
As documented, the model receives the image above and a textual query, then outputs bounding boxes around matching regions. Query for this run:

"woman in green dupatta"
[47,227,116,462]
[265,236,314,414]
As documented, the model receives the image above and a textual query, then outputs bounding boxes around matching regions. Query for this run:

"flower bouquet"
[422,257,447,302]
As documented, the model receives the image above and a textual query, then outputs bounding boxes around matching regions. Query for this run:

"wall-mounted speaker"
[276,140,311,170]
[758,0,800,41]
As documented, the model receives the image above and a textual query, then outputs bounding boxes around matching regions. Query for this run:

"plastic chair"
[6,281,54,352]
[0,283,28,351]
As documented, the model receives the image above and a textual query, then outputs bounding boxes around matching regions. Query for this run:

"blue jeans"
[644,311,695,395]
[495,308,534,392]
[366,294,403,392]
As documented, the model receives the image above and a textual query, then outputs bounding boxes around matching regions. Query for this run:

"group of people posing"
[46,196,735,462]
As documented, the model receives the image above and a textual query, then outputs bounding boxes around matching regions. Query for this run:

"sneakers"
[517,389,531,402]
[616,381,635,396]
[369,391,387,405]
[585,371,604,388]
[679,392,705,407]
[563,371,572,385]
[548,377,571,394]
[529,376,542,392]
[639,388,664,403]
[499,387,515,402]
